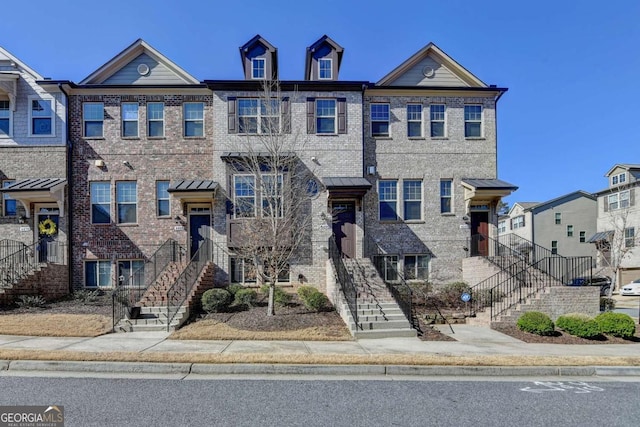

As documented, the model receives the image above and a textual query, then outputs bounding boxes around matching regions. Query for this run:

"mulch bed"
[0,293,113,317]
[493,324,640,344]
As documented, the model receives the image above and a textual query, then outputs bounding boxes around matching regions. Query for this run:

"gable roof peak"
[79,38,199,85]
[0,46,43,80]
[376,41,487,87]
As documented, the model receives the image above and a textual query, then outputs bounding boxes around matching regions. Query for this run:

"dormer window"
[611,172,627,186]
[252,58,265,79]
[318,58,332,79]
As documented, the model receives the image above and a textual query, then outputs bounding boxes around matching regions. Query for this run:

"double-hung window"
[498,220,507,234]
[567,225,574,237]
[147,103,164,137]
[122,103,139,137]
[464,105,482,137]
[156,181,170,217]
[608,190,630,211]
[117,260,145,287]
[579,231,586,243]
[403,180,422,220]
[371,104,390,137]
[0,100,11,136]
[407,104,422,137]
[555,212,561,224]
[512,215,525,229]
[83,103,104,137]
[116,181,137,224]
[316,99,336,134]
[261,174,283,218]
[440,179,452,213]
[319,58,332,79]
[379,180,398,221]
[551,241,558,255]
[611,173,626,186]
[234,175,256,218]
[252,58,265,79]
[184,102,204,137]
[2,180,16,216]
[625,227,635,248]
[85,260,112,288]
[238,99,280,134]
[30,97,54,135]
[404,255,429,280]
[430,104,445,137]
[230,257,257,284]
[375,255,398,282]
[90,182,110,224]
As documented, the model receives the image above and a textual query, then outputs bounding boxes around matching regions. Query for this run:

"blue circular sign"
[461,292,471,302]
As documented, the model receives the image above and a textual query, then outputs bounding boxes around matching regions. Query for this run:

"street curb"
[7,360,192,374]
[3,361,640,377]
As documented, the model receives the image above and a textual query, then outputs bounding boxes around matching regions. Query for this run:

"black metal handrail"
[328,236,359,329]
[0,239,67,289]
[166,238,226,330]
[0,239,28,260]
[112,239,184,331]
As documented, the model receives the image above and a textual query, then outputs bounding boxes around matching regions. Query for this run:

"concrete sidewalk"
[1,325,639,377]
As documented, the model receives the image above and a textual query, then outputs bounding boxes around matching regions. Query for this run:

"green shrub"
[556,314,601,339]
[227,284,244,296]
[261,285,293,306]
[516,311,555,336]
[233,288,258,308]
[297,286,316,301]
[201,289,231,313]
[437,282,471,308]
[298,287,330,312]
[72,289,103,303]
[599,297,616,312]
[15,295,47,308]
[595,312,636,338]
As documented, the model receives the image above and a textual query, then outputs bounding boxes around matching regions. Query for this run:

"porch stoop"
[342,258,417,339]
[115,261,215,332]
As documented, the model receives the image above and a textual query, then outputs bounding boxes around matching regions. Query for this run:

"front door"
[36,207,59,263]
[189,214,211,258]
[470,211,489,256]
[332,202,356,258]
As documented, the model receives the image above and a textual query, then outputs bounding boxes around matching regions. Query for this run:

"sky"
[1,0,638,206]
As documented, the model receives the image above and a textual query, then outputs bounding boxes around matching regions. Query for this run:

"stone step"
[358,313,407,322]
[356,319,412,331]
[354,328,417,339]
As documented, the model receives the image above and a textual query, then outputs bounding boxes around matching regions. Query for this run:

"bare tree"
[229,80,314,316]
[593,182,638,295]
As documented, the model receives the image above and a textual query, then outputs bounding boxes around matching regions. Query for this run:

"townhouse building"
[590,164,640,286]
[499,191,597,260]
[0,46,69,300]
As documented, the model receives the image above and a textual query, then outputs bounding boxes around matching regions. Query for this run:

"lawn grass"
[0,314,111,337]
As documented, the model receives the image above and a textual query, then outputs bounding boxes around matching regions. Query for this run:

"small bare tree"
[593,183,638,295]
[229,80,313,316]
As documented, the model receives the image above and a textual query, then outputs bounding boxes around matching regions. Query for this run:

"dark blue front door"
[189,214,210,258]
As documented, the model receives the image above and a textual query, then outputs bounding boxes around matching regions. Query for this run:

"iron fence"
[328,236,359,328]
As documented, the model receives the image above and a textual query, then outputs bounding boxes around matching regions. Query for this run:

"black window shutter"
[603,195,609,212]
[306,98,315,134]
[282,97,291,133]
[337,98,347,134]
[228,97,237,134]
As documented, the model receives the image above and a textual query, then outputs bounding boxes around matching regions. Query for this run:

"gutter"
[58,82,73,295]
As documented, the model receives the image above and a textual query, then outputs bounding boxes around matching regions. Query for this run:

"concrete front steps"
[342,258,417,339]
[115,306,187,332]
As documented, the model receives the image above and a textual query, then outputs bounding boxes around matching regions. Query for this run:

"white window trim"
[156,180,171,217]
[234,174,257,218]
[260,173,284,218]
[403,179,423,221]
[116,181,138,224]
[316,99,337,134]
[371,103,390,137]
[407,104,423,138]
[147,102,165,138]
[84,260,112,288]
[378,179,398,221]
[440,179,453,214]
[251,58,265,80]
[121,102,139,138]
[238,98,281,135]
[611,172,627,186]
[90,181,111,224]
[318,58,333,80]
[183,102,204,137]
[464,104,483,138]
[83,102,104,138]
[0,98,13,138]
[403,254,430,281]
[429,104,446,138]
[28,95,56,137]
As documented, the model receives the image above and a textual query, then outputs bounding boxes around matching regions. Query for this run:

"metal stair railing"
[328,236,359,329]
[166,239,228,331]
[112,239,185,331]
[363,235,417,331]
[469,234,593,321]
[0,239,67,289]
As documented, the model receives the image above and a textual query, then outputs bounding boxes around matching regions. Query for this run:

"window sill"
[117,223,139,227]
[408,137,425,140]
[122,137,140,140]
[430,137,449,141]
[28,134,56,138]
[441,213,456,216]
[316,133,339,137]
[184,136,206,140]
[84,137,105,140]
[148,137,166,140]
[373,136,392,140]
[465,137,486,140]
[91,222,111,226]
[404,220,425,224]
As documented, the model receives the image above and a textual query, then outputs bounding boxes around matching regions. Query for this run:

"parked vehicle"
[620,278,640,296]
[567,276,612,296]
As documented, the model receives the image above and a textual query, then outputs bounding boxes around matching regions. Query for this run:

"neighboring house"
[362,43,516,283]
[52,39,212,289]
[589,164,640,287]
[0,46,69,300]
[499,192,597,259]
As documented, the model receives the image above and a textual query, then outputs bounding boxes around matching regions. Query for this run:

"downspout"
[494,88,506,177]
[58,83,73,295]
[361,83,368,258]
